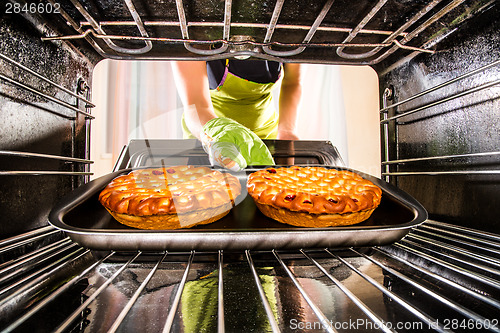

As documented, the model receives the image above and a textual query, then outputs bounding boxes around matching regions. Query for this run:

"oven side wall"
[375,4,500,233]
[0,12,99,237]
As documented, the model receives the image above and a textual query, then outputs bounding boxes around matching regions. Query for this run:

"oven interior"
[1,0,499,332]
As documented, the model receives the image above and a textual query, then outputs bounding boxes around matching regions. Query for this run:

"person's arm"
[171,61,216,139]
[277,63,302,140]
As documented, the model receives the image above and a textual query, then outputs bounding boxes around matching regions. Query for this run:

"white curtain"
[285,64,348,162]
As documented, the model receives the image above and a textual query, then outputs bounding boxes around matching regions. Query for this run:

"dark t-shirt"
[207,59,281,89]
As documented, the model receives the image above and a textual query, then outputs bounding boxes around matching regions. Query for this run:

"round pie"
[98,166,241,230]
[247,167,382,227]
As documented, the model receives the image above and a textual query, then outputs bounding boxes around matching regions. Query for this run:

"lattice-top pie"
[247,167,382,227]
[99,166,241,229]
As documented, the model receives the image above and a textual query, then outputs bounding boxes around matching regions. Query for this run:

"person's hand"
[202,139,248,171]
[277,129,299,140]
[201,118,275,171]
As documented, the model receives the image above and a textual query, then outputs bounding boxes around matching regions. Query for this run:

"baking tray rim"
[48,165,428,236]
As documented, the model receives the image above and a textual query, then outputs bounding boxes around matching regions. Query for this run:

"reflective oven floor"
[1,220,499,333]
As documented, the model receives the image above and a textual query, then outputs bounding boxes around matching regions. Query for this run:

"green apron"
[182,59,281,139]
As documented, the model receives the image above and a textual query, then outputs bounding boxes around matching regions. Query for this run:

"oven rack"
[0,52,93,178]
[380,59,500,181]
[39,0,477,63]
[1,220,499,332]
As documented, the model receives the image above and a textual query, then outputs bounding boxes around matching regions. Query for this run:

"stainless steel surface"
[273,249,337,333]
[2,221,500,332]
[245,250,280,333]
[163,251,195,333]
[301,250,395,333]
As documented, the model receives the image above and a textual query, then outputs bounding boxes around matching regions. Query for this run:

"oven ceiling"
[38,0,496,64]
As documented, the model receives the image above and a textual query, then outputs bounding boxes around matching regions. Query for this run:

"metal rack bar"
[0,238,70,269]
[426,220,500,242]
[0,151,93,164]
[382,151,500,165]
[326,249,451,333]
[174,0,230,55]
[0,171,93,176]
[272,250,337,333]
[371,0,467,63]
[1,252,114,333]
[381,87,393,182]
[381,79,500,124]
[336,0,388,59]
[351,249,496,327]
[0,243,83,295]
[381,59,500,112]
[263,0,335,57]
[162,251,195,333]
[69,0,152,54]
[417,224,500,249]
[0,227,59,254]
[46,0,108,57]
[262,0,285,46]
[54,251,141,333]
[0,53,94,107]
[373,247,500,310]
[0,238,73,283]
[400,238,500,277]
[218,250,225,333]
[124,0,153,52]
[394,243,500,290]
[108,252,168,333]
[337,0,444,60]
[0,73,93,119]
[405,230,500,267]
[245,250,281,333]
[0,246,88,305]
[300,250,395,333]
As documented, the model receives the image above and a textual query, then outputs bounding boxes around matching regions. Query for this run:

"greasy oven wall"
[0,11,99,237]
[374,4,500,234]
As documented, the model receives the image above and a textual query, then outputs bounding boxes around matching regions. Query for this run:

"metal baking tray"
[49,166,427,251]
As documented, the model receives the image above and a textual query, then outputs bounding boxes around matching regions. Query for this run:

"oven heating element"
[40,0,473,63]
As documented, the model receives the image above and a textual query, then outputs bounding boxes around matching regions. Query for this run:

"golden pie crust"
[98,166,241,230]
[247,167,382,227]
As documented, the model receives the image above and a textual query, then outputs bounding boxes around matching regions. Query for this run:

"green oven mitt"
[201,117,275,171]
